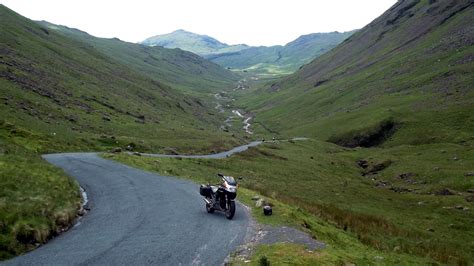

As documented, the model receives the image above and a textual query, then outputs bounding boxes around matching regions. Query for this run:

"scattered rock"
[390,187,411,193]
[256,198,266,208]
[427,228,435,232]
[361,160,392,176]
[467,189,474,193]
[356,159,369,169]
[433,167,440,171]
[110,147,122,153]
[102,116,111,121]
[434,188,455,196]
[455,205,464,210]
[164,147,179,155]
[452,156,459,161]
[465,172,474,177]
[397,172,418,184]
[133,152,141,156]
[251,196,260,201]
[66,115,78,123]
[465,195,474,203]
[375,181,391,188]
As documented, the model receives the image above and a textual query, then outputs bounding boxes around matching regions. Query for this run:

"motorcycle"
[200,173,237,220]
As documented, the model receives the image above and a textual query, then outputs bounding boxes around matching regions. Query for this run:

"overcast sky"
[1,0,397,46]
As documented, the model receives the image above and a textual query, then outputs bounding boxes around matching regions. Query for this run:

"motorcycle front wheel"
[225,201,235,220]
[206,203,215,213]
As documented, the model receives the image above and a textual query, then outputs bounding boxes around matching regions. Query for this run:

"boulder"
[256,198,266,207]
[465,195,474,203]
[434,188,455,196]
[110,147,122,153]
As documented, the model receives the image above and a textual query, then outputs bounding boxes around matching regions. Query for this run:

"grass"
[105,137,473,264]
[0,122,81,260]
[234,1,474,145]
[1,4,245,156]
[209,31,355,75]
[1,1,473,264]
[0,4,244,260]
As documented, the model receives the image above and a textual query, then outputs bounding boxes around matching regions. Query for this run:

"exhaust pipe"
[203,198,212,205]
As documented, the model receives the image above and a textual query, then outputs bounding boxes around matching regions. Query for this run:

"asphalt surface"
[139,141,262,159]
[4,153,250,265]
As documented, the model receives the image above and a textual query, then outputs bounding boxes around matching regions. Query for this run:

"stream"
[214,92,253,135]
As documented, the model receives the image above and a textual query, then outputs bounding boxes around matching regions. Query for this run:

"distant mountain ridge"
[141,29,356,74]
[141,29,249,56]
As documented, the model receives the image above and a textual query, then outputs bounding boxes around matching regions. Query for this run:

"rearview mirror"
[217,173,224,177]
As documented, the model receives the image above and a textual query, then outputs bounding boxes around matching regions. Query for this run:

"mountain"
[141,29,249,56]
[244,0,473,146]
[38,25,239,94]
[142,30,355,74]
[0,4,244,259]
[208,31,355,74]
[210,0,473,262]
[0,4,240,154]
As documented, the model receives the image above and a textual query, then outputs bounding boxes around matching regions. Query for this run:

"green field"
[106,137,473,264]
[0,4,242,259]
[106,0,474,264]
[1,0,473,263]
[0,121,81,260]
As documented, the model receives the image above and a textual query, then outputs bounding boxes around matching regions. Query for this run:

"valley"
[142,29,355,75]
[1,0,473,265]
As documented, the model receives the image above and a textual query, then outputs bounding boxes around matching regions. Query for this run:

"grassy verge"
[0,135,81,260]
[103,137,474,264]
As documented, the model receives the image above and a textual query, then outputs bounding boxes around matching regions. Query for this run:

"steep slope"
[209,31,355,74]
[0,4,240,153]
[243,0,473,146]
[38,24,240,94]
[0,5,244,260]
[141,29,248,56]
[142,30,355,74]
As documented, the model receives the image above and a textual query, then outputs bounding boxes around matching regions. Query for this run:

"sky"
[1,0,397,46]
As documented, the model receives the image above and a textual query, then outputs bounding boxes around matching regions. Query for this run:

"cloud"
[1,0,397,46]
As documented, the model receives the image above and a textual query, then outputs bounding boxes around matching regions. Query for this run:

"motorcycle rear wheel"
[225,201,235,220]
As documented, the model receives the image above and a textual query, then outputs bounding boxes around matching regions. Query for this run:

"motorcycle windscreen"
[223,176,237,186]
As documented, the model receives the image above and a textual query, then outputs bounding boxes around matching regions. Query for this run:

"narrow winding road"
[4,139,305,265]
[4,153,250,265]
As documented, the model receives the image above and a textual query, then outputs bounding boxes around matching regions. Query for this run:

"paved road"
[4,153,250,265]
[138,138,307,159]
[139,141,262,159]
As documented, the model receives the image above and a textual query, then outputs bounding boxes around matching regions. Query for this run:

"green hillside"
[242,0,474,145]
[0,4,240,259]
[221,0,473,262]
[141,29,249,56]
[208,31,355,74]
[0,4,241,153]
[114,0,474,263]
[142,30,355,75]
